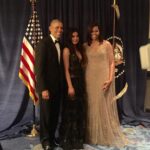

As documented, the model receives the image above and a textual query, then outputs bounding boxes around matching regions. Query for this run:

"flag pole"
[146,0,150,73]
[108,0,128,102]
[28,0,39,137]
[112,0,116,49]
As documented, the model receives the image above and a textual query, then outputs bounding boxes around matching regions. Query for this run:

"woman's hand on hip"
[102,80,112,91]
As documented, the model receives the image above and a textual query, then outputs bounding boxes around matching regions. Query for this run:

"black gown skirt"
[60,50,85,150]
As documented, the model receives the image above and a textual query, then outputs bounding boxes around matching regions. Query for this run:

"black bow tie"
[55,40,59,44]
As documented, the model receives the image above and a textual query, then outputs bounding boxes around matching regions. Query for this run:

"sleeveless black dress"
[60,49,85,150]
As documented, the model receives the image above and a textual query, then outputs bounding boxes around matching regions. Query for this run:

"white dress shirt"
[50,34,61,63]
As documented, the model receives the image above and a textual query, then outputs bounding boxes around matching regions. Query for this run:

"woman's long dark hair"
[65,28,86,65]
[86,23,103,46]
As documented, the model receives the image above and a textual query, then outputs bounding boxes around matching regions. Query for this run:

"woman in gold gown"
[84,23,128,148]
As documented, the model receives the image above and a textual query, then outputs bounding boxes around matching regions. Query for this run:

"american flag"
[19,10,43,103]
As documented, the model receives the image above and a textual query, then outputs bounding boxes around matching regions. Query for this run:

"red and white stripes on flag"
[19,10,43,103]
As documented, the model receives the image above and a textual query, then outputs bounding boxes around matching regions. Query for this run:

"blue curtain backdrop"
[0,0,149,138]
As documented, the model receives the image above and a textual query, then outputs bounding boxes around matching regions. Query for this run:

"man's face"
[49,21,63,39]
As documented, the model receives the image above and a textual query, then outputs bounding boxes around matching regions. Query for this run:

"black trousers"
[39,92,61,144]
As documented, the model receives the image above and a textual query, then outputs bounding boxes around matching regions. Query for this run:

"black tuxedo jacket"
[35,36,64,96]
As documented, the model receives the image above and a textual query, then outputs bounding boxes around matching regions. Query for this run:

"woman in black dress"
[60,28,86,150]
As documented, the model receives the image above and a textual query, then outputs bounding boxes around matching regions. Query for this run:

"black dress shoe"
[53,137,60,146]
[0,143,3,150]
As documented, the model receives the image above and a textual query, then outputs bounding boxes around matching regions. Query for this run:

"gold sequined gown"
[84,41,128,148]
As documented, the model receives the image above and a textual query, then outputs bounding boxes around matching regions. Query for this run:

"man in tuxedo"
[35,19,64,150]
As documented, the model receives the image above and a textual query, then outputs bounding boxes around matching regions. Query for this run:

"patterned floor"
[1,125,150,150]
[83,125,150,150]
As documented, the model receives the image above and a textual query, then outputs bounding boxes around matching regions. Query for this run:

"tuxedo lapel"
[48,36,59,63]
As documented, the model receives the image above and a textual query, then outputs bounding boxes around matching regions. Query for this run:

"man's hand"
[42,90,50,100]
